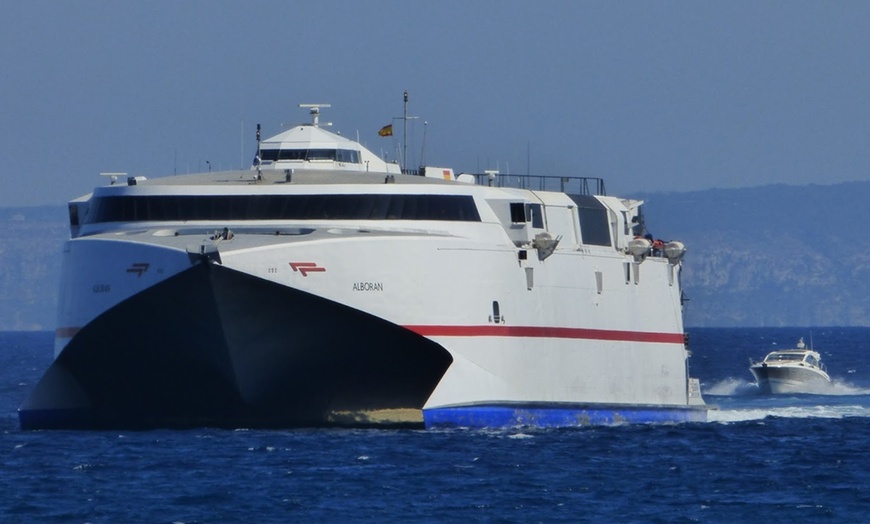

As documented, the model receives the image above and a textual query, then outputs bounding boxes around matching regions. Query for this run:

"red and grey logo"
[126,262,150,277]
[290,262,326,277]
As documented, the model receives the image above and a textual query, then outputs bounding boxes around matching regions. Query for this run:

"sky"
[2,1,869,207]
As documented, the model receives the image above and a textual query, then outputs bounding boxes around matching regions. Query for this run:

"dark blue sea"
[2,328,869,522]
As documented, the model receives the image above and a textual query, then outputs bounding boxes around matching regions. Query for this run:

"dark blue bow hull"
[19,263,452,430]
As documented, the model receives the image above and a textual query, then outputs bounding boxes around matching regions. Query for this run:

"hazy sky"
[2,1,869,206]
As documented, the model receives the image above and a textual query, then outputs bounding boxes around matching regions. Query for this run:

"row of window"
[83,192,613,247]
[508,196,611,247]
[259,148,361,163]
[86,194,481,223]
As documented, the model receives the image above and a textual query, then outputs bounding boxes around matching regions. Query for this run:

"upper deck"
[69,103,653,257]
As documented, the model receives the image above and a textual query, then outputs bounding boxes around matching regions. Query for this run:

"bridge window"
[87,194,481,224]
[510,203,526,223]
[259,149,361,163]
[508,203,543,228]
[526,204,543,228]
[569,195,611,246]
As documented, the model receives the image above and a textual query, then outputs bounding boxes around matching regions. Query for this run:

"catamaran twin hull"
[19,102,705,429]
[20,262,451,429]
[20,221,706,430]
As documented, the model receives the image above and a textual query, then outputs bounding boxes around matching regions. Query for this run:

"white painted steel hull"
[22,216,704,429]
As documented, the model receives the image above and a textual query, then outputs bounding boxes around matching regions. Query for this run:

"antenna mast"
[421,120,428,166]
[403,91,408,173]
[256,123,262,180]
[396,91,419,173]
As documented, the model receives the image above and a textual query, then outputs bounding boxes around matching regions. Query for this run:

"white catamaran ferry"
[19,100,707,430]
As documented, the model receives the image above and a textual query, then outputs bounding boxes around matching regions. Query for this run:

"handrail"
[470,173,607,196]
[400,168,607,196]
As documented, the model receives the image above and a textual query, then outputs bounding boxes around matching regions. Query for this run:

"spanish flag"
[378,124,393,137]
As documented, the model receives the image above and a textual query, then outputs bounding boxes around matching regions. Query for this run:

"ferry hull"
[22,103,707,430]
[19,262,453,430]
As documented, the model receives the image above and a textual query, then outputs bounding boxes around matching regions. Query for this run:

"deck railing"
[470,173,606,196]
[400,168,607,196]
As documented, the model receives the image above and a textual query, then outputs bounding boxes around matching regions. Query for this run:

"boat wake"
[704,376,870,423]
[704,377,870,397]
[826,378,870,396]
[708,403,870,423]
[703,378,759,396]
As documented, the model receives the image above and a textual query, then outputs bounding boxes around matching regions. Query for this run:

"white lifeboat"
[628,237,652,261]
[664,241,687,264]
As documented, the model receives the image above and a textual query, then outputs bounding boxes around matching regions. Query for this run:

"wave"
[703,377,870,397]
[708,403,870,423]
[703,378,759,396]
[826,378,870,396]
[703,375,870,422]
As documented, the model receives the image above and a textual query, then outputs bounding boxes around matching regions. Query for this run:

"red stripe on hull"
[404,325,685,344]
[59,324,682,344]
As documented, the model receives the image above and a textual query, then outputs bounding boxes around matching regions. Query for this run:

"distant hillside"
[635,182,870,327]
[0,206,68,330]
[2,182,870,330]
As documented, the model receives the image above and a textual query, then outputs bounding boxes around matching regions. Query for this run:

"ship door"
[489,301,504,324]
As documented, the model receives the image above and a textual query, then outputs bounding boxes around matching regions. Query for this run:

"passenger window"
[510,203,526,223]
[526,204,543,228]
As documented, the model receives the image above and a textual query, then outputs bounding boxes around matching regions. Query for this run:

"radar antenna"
[298,103,332,127]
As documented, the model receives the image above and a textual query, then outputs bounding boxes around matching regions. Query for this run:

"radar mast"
[298,103,332,127]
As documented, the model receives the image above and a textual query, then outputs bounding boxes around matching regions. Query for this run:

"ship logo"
[126,262,150,277]
[290,262,326,277]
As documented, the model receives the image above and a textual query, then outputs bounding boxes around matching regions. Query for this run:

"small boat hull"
[749,365,831,394]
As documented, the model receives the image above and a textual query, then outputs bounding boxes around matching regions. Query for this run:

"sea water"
[2,328,869,522]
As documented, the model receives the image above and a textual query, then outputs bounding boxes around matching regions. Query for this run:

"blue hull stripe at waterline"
[423,404,708,429]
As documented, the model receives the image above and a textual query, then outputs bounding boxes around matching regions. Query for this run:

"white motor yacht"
[749,338,831,394]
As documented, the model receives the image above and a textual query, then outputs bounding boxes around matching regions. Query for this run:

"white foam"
[822,379,870,396]
[704,378,757,396]
[708,403,870,423]
[704,376,870,397]
[768,378,870,396]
